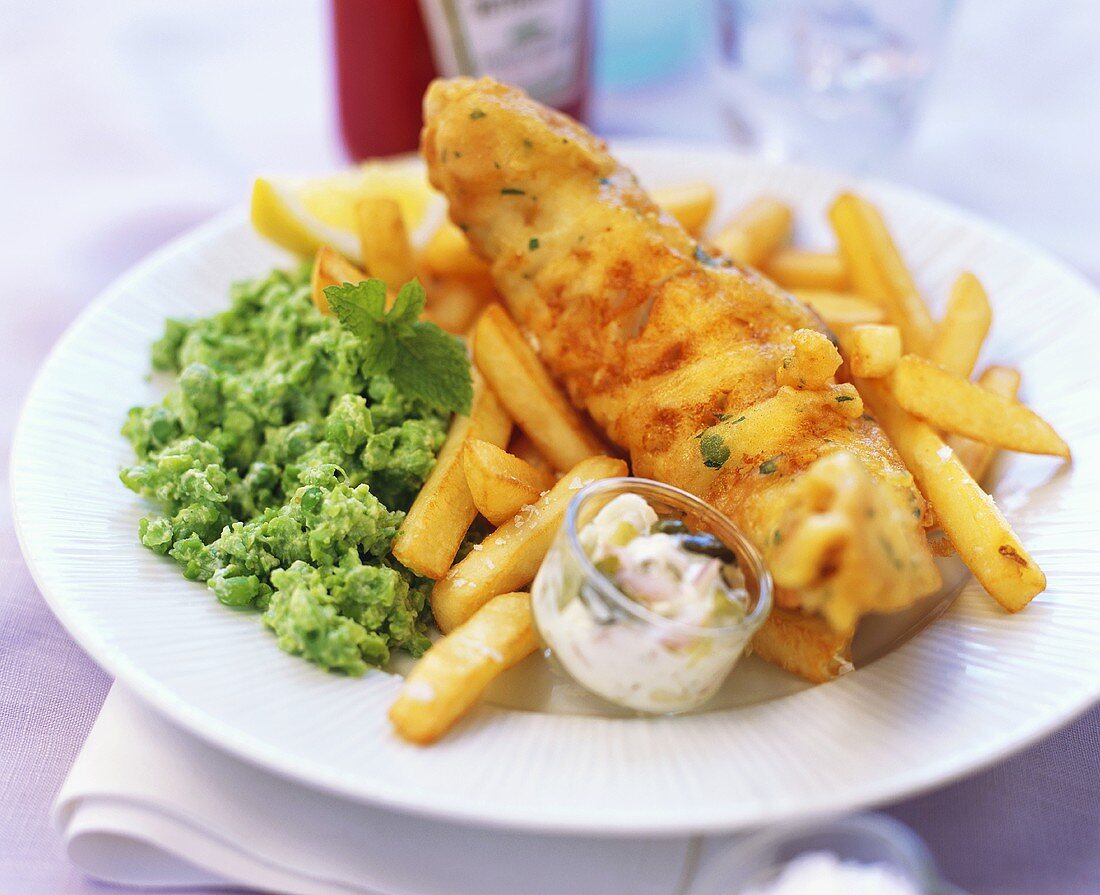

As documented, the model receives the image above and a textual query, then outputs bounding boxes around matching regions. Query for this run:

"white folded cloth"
[54,687,711,895]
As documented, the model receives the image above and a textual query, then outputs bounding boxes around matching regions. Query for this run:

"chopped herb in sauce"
[528,237,540,250]
[835,395,855,403]
[759,458,778,475]
[651,518,688,535]
[469,109,487,120]
[501,187,526,196]
[680,531,736,564]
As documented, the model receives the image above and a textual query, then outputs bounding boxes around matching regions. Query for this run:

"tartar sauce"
[531,488,767,713]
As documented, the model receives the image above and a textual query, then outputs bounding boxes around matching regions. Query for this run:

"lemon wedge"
[251,158,444,264]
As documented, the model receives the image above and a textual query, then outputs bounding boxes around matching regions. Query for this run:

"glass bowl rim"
[688,812,945,894]
[563,476,774,640]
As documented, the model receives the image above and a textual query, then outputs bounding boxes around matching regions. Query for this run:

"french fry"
[473,305,606,471]
[357,197,416,288]
[391,374,512,579]
[425,274,494,335]
[888,354,1070,458]
[762,249,849,291]
[421,219,491,278]
[463,438,556,526]
[651,181,716,236]
[310,246,367,314]
[846,324,902,379]
[431,455,628,632]
[829,193,936,355]
[390,591,537,744]
[508,430,555,476]
[857,377,1046,611]
[712,197,793,268]
[752,609,855,684]
[928,272,992,379]
[792,289,887,329]
[947,366,1022,483]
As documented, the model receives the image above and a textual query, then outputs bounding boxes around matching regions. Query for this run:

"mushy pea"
[120,264,460,674]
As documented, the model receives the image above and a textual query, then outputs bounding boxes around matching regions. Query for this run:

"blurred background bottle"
[711,0,955,168]
[334,0,592,160]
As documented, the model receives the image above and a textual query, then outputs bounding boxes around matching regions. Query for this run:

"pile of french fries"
[307,173,1068,745]
[308,191,630,743]
[714,190,1068,612]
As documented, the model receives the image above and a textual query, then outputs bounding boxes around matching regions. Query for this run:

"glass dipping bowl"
[530,477,773,714]
[690,813,962,894]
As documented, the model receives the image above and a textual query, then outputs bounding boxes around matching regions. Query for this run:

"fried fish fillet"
[422,77,941,681]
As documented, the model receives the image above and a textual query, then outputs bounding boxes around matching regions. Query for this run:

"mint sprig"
[325,278,473,415]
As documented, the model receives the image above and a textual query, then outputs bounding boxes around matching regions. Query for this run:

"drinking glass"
[711,0,955,169]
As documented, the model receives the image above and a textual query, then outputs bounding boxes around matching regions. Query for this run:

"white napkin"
[54,687,714,895]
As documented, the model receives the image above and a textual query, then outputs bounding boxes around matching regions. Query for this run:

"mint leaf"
[361,331,399,377]
[387,280,426,333]
[325,277,472,416]
[392,322,473,415]
[324,279,386,337]
[326,279,391,375]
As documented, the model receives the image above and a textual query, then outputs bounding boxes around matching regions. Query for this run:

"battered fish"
[422,77,940,681]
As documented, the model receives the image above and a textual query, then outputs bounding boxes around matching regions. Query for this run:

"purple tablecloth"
[2,2,1099,892]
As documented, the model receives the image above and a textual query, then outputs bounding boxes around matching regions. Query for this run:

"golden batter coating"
[422,77,940,680]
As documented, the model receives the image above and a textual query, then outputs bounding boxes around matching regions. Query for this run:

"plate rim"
[11,141,1100,835]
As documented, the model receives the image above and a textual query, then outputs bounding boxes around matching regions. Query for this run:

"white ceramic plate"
[12,145,1100,834]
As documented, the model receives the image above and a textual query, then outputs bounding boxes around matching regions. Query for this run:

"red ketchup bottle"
[333,0,592,160]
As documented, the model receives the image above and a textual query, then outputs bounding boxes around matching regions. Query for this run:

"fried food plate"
[12,145,1100,833]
